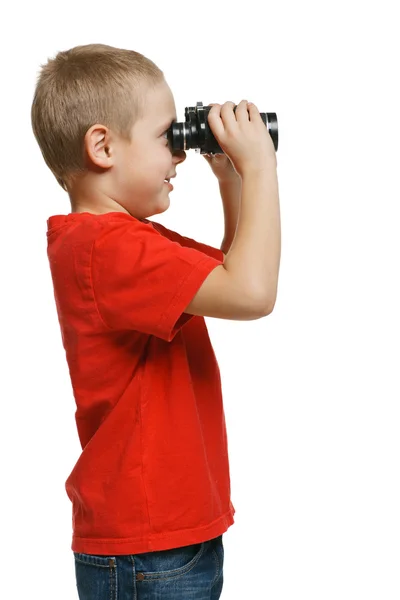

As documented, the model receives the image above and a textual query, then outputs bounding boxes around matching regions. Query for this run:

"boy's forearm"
[223,169,281,311]
[219,179,242,254]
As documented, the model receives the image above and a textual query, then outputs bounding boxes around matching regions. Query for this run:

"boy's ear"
[84,124,114,170]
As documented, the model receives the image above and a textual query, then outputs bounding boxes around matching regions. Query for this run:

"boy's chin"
[153,195,170,215]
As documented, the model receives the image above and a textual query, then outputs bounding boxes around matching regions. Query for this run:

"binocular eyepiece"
[165,101,278,155]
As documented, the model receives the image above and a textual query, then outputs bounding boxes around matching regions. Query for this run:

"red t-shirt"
[46,211,235,555]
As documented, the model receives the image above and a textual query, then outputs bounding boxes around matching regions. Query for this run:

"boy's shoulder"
[47,211,224,263]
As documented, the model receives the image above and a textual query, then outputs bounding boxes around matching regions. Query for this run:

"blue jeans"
[73,534,224,599]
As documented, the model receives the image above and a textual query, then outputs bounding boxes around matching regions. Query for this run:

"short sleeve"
[91,220,224,341]
[144,219,224,261]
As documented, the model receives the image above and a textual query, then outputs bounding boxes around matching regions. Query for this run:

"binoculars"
[165,101,278,155]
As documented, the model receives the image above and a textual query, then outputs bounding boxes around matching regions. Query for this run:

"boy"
[31,43,280,599]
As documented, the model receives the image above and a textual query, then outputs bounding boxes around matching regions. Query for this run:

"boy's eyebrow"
[159,117,177,132]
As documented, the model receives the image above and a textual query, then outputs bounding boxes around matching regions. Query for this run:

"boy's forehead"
[144,106,177,126]
[141,83,177,126]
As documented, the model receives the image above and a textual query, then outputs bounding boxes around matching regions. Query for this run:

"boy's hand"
[206,100,276,177]
[203,103,240,184]
[203,151,239,183]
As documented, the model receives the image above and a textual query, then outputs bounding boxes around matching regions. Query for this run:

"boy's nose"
[173,149,186,164]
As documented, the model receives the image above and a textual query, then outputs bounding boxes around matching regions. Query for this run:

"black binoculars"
[166,101,278,155]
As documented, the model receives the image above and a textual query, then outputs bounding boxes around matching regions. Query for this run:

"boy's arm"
[91,220,228,340]
[219,177,241,260]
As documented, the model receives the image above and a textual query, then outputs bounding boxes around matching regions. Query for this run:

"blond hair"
[31,44,164,190]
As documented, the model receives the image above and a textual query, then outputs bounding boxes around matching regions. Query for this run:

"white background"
[1,1,399,598]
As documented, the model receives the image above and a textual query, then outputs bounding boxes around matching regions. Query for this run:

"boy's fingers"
[235,99,251,121]
[220,101,237,128]
[207,104,224,139]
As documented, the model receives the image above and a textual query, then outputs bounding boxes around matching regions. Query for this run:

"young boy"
[31,43,280,600]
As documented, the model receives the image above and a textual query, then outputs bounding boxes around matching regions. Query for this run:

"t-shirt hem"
[71,504,235,555]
